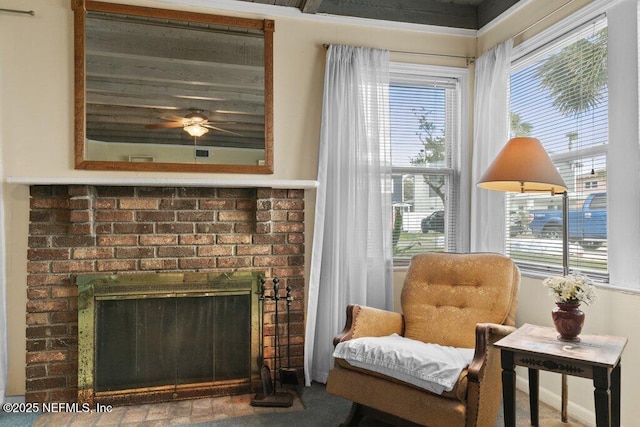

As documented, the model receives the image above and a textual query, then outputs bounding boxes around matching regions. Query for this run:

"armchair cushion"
[333,334,474,395]
[333,358,469,402]
[402,253,519,348]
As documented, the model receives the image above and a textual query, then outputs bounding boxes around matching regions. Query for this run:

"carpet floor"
[0,382,573,426]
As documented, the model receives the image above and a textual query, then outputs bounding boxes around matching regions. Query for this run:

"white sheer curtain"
[470,39,513,253]
[304,45,393,386]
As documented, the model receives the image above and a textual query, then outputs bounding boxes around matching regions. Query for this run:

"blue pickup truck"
[528,192,607,250]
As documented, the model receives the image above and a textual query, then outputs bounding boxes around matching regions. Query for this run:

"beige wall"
[0,0,473,395]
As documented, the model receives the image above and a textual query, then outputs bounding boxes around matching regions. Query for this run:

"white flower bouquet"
[543,274,597,305]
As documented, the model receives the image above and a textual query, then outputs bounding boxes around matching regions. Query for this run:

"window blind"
[389,72,461,260]
[507,18,608,279]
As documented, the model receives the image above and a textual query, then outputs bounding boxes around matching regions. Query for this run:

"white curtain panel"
[304,45,393,385]
[470,39,513,253]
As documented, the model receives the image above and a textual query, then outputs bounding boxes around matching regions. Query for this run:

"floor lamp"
[478,136,575,425]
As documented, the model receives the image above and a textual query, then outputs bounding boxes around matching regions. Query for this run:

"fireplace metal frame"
[77,271,262,406]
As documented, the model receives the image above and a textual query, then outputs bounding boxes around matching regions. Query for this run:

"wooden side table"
[495,323,628,427]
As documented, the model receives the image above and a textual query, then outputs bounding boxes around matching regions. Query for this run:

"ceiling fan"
[145,110,241,138]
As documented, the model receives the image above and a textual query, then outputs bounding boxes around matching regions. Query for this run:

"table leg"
[528,368,539,426]
[611,362,621,427]
[561,373,569,422]
[593,366,611,427]
[501,349,516,427]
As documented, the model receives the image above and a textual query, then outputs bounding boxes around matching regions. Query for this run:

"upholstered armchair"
[326,252,520,427]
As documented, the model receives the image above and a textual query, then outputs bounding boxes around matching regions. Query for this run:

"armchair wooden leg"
[340,402,364,427]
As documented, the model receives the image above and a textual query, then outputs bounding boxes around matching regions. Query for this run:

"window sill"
[393,264,410,273]
[519,269,640,295]
[395,259,640,294]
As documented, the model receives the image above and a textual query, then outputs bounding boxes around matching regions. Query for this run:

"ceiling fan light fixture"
[184,111,207,124]
[183,124,209,137]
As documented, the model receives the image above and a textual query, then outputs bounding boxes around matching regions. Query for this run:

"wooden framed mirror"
[72,0,274,173]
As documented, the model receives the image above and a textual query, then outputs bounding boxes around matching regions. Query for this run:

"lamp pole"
[561,190,570,423]
[562,191,569,277]
[478,137,573,425]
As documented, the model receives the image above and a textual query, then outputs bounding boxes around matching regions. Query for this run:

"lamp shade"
[183,124,209,137]
[478,137,567,194]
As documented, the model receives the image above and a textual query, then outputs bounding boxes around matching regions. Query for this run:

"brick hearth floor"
[32,392,304,426]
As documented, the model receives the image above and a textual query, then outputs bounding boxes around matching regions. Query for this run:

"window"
[507,17,608,279]
[389,64,468,262]
[584,180,598,190]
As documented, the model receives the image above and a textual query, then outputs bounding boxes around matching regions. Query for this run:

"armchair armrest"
[466,323,516,427]
[333,304,404,346]
[468,323,516,383]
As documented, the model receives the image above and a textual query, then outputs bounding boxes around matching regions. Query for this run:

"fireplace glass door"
[95,294,250,392]
[77,271,260,405]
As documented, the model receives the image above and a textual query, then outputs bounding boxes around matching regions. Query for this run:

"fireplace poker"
[257,277,273,396]
[279,284,299,385]
[273,277,281,383]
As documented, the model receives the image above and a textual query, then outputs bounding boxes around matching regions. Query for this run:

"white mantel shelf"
[6,176,319,190]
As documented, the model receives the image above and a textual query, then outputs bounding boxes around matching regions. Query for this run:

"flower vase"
[552,302,584,342]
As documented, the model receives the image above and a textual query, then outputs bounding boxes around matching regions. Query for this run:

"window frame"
[507,14,609,282]
[505,0,640,292]
[389,63,470,266]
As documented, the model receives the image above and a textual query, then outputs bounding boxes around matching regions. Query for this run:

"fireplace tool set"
[251,277,298,407]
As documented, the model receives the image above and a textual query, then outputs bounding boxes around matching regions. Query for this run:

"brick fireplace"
[25,184,305,403]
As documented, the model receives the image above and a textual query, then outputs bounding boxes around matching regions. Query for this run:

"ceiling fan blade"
[160,114,189,122]
[215,110,251,115]
[145,122,185,129]
[203,124,243,136]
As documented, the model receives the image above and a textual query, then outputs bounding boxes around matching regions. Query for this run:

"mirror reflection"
[74,1,274,173]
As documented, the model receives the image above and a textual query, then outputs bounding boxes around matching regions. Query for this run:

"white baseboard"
[515,374,596,427]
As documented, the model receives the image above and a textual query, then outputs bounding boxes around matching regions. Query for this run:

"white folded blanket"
[333,333,474,395]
